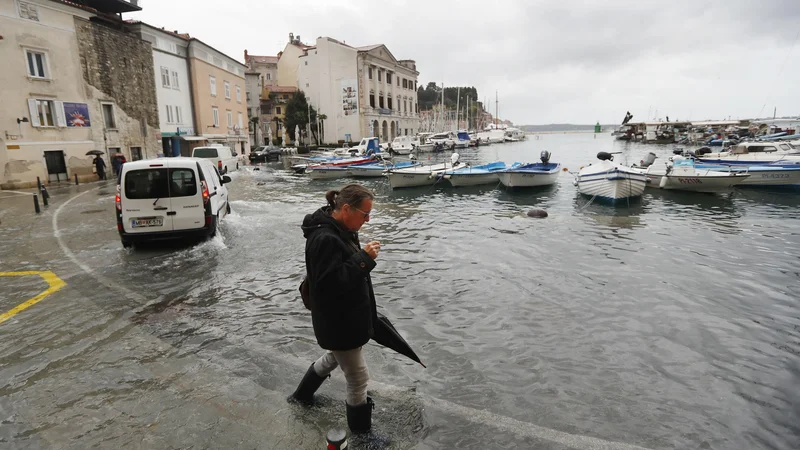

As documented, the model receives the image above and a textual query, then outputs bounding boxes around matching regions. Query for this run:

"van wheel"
[208,215,218,238]
[226,203,231,214]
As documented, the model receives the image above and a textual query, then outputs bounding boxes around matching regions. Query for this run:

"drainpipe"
[187,41,200,152]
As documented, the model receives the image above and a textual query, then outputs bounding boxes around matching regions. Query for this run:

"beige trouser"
[312,347,369,406]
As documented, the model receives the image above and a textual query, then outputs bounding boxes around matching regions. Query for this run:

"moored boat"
[497,151,561,188]
[635,156,750,192]
[442,161,513,187]
[386,154,464,189]
[576,152,647,202]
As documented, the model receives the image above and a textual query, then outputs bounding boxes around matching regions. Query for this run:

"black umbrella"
[86,150,104,156]
[372,312,425,368]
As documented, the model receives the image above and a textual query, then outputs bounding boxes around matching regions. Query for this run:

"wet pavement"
[1,134,799,449]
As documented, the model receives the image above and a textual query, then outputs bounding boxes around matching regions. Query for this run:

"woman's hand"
[363,241,381,259]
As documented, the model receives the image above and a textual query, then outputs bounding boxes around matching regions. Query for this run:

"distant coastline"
[520,124,614,133]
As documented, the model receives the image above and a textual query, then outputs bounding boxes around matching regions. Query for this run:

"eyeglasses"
[352,206,372,219]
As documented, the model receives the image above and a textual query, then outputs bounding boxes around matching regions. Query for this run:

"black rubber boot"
[347,397,390,449]
[346,397,374,432]
[287,363,328,405]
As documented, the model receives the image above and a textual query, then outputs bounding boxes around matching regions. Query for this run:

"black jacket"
[302,207,377,350]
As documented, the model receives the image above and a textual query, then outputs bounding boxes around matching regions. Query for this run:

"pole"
[41,186,48,206]
[37,176,42,192]
[455,87,460,131]
[75,173,79,185]
[33,193,40,214]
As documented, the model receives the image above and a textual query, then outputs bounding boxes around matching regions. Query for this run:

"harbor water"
[1,132,798,449]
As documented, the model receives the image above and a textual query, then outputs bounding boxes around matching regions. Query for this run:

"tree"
[283,90,317,144]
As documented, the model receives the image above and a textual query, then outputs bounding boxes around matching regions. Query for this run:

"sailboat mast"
[455,87,460,131]
[495,90,498,127]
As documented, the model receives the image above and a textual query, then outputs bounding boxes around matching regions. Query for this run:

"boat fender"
[527,209,548,218]
[659,176,668,189]
[597,152,613,161]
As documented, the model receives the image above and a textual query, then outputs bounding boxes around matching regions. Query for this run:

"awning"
[180,136,207,141]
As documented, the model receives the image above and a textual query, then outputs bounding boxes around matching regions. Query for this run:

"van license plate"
[132,217,163,228]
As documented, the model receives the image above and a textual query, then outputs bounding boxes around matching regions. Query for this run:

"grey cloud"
[131,0,800,124]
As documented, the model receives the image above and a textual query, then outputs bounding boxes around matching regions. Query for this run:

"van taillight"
[218,160,223,170]
[115,185,121,211]
[201,180,209,204]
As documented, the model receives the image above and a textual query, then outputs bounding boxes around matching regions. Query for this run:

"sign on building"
[341,79,358,116]
[63,102,91,127]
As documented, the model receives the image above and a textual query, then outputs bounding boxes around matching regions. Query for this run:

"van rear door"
[169,163,205,231]
[121,161,173,233]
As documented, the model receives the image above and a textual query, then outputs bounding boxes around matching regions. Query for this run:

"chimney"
[296,35,301,43]
[244,49,248,60]
[289,32,294,42]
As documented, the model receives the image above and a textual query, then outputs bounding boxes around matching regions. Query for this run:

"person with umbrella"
[89,151,107,180]
[289,184,385,436]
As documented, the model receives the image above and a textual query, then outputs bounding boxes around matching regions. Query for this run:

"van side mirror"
[222,175,232,184]
[232,152,238,156]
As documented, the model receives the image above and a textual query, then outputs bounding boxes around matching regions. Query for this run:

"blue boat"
[442,161,518,186]
[497,162,562,188]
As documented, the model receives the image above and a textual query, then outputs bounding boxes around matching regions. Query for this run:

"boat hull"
[387,171,440,189]
[307,168,351,180]
[497,171,559,188]
[348,167,387,177]
[577,165,647,201]
[445,172,499,187]
[653,174,750,191]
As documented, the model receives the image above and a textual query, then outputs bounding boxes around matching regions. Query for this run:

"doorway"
[44,150,67,182]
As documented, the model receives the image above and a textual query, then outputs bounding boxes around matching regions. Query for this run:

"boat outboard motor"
[451,152,461,166]
[694,147,712,156]
[409,153,417,161]
[641,152,657,168]
[597,151,613,161]
[540,150,551,164]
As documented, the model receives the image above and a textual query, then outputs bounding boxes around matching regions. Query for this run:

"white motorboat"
[387,135,415,155]
[386,153,464,189]
[497,151,561,188]
[695,141,800,165]
[576,152,647,202]
[694,162,800,188]
[504,127,526,142]
[634,156,750,192]
[349,161,419,178]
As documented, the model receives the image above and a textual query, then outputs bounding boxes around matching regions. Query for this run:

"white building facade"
[296,37,419,144]
[131,23,196,157]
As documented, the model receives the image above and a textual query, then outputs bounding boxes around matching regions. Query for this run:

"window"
[266,73,271,81]
[236,85,241,102]
[415,102,418,113]
[369,94,375,108]
[414,81,417,90]
[386,72,392,84]
[124,168,196,199]
[387,98,392,110]
[397,77,400,87]
[404,100,407,114]
[160,67,170,88]
[165,105,174,123]
[102,103,116,129]
[403,79,407,89]
[26,50,47,78]
[212,107,219,127]
[28,99,55,127]
[238,112,243,129]
[379,95,384,109]
[246,92,251,102]
[378,70,382,82]
[224,81,231,99]
[276,106,281,115]
[227,110,232,128]
[210,76,217,96]
[368,67,373,80]
[176,106,183,124]
[172,71,179,90]
[304,61,308,66]
[130,147,143,161]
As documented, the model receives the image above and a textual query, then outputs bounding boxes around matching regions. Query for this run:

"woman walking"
[289,184,382,435]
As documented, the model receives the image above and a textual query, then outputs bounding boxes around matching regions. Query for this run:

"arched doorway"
[390,122,396,140]
[372,120,379,138]
[382,121,388,142]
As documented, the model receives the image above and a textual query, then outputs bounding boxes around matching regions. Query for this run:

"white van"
[116,157,231,247]
[192,145,239,174]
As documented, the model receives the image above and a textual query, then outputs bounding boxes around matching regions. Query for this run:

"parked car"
[192,145,239,174]
[116,157,231,248]
[249,146,282,162]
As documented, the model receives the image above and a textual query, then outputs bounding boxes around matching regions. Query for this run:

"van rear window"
[124,169,197,199]
[193,148,219,158]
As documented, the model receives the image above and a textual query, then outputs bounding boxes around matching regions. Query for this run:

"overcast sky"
[130,0,800,126]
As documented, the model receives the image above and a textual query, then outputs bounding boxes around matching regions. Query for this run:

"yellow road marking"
[0,271,66,325]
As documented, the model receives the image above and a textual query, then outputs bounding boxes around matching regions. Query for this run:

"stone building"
[1,0,158,188]
[295,36,420,144]
[244,50,278,147]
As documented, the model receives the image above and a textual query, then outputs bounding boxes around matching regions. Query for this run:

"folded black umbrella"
[372,312,425,368]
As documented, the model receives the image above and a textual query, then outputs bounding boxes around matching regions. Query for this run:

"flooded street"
[1,133,799,449]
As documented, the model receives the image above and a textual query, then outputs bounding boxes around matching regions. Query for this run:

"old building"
[129,22,198,157]
[295,36,420,144]
[1,0,158,188]
[187,39,249,156]
[244,50,278,146]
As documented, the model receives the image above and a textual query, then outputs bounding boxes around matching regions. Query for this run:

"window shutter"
[54,101,67,127]
[28,99,41,127]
